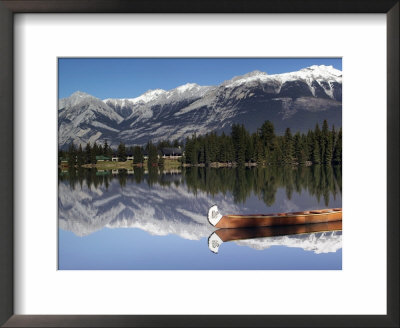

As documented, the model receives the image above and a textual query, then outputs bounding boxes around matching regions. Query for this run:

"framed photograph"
[57,57,344,270]
[0,1,398,327]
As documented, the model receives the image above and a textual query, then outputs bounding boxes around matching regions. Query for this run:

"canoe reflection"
[208,221,342,254]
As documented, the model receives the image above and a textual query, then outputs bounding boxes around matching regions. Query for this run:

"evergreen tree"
[254,134,264,166]
[273,138,284,163]
[180,119,340,167]
[245,133,254,163]
[198,136,205,164]
[117,142,127,162]
[321,120,333,164]
[90,142,97,164]
[133,146,144,164]
[260,120,276,163]
[333,128,342,164]
[209,132,218,163]
[184,134,199,165]
[157,140,172,150]
[103,140,108,156]
[293,132,302,163]
[306,130,315,162]
[67,142,76,167]
[173,139,180,148]
[314,123,322,162]
[97,144,103,156]
[218,132,227,163]
[103,140,112,158]
[231,124,246,166]
[331,125,337,148]
[128,146,134,158]
[283,128,294,164]
[313,139,321,164]
[76,144,84,167]
[225,137,235,163]
[324,133,333,164]
[184,136,196,165]
[85,142,91,164]
[299,134,309,163]
[147,141,158,167]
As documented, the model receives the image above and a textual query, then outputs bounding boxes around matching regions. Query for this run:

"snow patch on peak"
[221,65,342,96]
[273,65,342,81]
[176,83,200,92]
[143,88,166,96]
[163,83,212,101]
[103,98,133,105]
[127,89,166,104]
[223,70,268,86]
[300,65,342,78]
[242,70,268,78]
[265,65,342,98]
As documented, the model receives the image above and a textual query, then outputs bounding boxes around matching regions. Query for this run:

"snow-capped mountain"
[103,89,167,118]
[58,65,342,149]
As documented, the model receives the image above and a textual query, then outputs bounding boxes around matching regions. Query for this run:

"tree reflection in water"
[59,165,341,207]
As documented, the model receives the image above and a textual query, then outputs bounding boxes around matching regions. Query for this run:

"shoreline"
[58,160,335,170]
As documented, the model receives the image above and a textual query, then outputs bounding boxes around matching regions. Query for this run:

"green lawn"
[82,160,133,169]
[78,158,182,170]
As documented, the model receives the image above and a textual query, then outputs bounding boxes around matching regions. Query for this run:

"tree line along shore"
[60,164,341,207]
[59,119,342,169]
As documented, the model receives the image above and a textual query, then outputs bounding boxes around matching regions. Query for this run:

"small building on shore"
[161,147,183,159]
[96,155,110,162]
[112,156,119,162]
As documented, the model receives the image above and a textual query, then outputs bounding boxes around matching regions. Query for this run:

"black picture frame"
[0,1,398,327]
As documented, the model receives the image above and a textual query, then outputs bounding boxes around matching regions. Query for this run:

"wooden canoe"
[207,205,342,229]
[208,221,342,254]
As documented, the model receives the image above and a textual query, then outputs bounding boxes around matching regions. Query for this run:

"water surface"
[58,166,342,270]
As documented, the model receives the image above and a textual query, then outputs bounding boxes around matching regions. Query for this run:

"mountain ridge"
[58,65,342,149]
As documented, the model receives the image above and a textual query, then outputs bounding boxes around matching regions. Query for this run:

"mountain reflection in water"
[59,166,341,255]
[208,221,342,254]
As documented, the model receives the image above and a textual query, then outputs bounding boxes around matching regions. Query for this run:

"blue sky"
[58,58,342,100]
[59,228,341,270]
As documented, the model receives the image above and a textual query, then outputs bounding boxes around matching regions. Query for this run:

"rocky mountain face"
[58,65,342,149]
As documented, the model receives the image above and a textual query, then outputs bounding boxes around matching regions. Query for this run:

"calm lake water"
[58,166,342,270]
